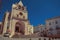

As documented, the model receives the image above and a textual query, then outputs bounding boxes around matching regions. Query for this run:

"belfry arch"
[15,21,25,35]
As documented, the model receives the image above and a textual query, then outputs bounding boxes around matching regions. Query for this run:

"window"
[23,16,25,19]
[7,22,9,29]
[17,15,19,17]
[49,22,51,25]
[56,25,60,30]
[55,21,58,24]
[18,5,21,9]
[19,12,23,16]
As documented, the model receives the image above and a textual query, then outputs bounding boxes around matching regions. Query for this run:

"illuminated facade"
[2,1,33,37]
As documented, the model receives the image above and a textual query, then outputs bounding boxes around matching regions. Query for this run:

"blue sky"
[1,0,60,26]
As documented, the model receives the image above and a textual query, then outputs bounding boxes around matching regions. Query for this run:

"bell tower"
[9,0,29,37]
[11,0,28,20]
[3,0,33,38]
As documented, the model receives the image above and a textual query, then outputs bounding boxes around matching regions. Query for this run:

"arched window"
[22,6,24,10]
[18,5,21,9]
[19,12,23,16]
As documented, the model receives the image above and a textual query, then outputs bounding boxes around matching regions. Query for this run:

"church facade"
[1,1,33,37]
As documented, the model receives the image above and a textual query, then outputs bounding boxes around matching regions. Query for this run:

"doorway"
[15,26,19,32]
[15,22,25,35]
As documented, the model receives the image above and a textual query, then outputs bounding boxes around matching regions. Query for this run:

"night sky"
[1,0,60,26]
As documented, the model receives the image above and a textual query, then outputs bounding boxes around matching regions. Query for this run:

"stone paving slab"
[0,37,60,40]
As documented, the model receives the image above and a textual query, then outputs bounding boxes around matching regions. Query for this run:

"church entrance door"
[15,22,25,35]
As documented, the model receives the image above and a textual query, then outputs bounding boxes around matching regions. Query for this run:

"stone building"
[2,0,33,37]
[45,16,60,37]
[34,24,45,33]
